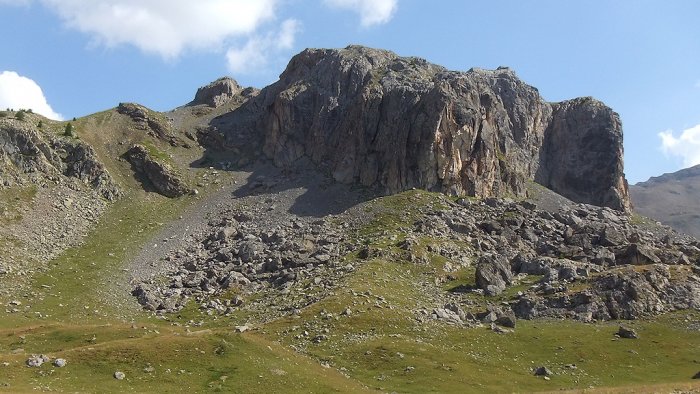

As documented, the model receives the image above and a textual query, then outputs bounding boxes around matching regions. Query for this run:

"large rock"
[475,255,513,295]
[535,98,630,211]
[123,144,191,198]
[209,45,630,211]
[190,77,242,107]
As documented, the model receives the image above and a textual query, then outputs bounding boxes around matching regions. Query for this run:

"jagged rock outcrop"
[536,98,630,211]
[630,164,700,237]
[124,144,191,198]
[209,45,630,211]
[117,103,185,147]
[189,77,242,108]
[0,119,121,200]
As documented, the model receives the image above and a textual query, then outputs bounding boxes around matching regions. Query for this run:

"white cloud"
[0,71,63,120]
[38,0,279,59]
[226,19,301,74]
[659,124,700,167]
[324,0,398,27]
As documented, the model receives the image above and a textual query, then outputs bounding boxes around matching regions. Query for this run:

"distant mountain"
[630,165,700,237]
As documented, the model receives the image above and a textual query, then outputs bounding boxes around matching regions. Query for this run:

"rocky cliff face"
[211,46,630,211]
[0,118,120,200]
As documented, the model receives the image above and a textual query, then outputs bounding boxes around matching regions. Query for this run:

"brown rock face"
[212,46,630,211]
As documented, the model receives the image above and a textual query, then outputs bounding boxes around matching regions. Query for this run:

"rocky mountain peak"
[208,45,630,211]
[190,76,242,107]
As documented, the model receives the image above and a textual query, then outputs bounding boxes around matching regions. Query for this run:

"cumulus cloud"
[324,0,398,27]
[226,19,301,74]
[659,124,700,167]
[38,0,278,59]
[0,71,63,120]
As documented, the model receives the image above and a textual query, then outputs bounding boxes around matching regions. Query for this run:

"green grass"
[0,190,192,327]
[0,185,37,225]
[264,255,700,393]
[0,325,371,393]
[261,190,700,393]
[141,140,172,163]
[2,182,699,392]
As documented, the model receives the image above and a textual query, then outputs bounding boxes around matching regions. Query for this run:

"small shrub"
[0,111,7,118]
[64,122,74,137]
[15,110,26,121]
[37,120,43,128]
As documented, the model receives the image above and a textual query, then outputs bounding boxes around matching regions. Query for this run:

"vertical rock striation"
[210,46,630,211]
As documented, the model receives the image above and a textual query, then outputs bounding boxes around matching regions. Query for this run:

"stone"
[533,366,553,376]
[0,122,121,200]
[617,325,638,339]
[234,325,249,333]
[190,77,243,108]
[53,358,67,368]
[614,244,661,265]
[123,144,192,198]
[26,355,44,368]
[495,311,517,328]
[475,255,513,295]
[114,371,126,380]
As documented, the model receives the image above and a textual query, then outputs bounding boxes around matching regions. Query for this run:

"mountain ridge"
[630,164,700,237]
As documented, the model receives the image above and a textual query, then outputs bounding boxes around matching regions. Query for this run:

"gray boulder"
[190,77,242,107]
[124,144,192,198]
[475,255,513,295]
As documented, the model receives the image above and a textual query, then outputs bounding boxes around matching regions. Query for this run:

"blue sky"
[0,0,698,184]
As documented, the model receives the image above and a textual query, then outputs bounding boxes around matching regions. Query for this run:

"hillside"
[630,165,700,238]
[0,46,698,393]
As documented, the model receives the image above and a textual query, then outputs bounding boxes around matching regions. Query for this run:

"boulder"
[124,144,192,198]
[533,366,553,376]
[617,325,638,339]
[190,77,242,107]
[614,244,661,265]
[475,255,513,295]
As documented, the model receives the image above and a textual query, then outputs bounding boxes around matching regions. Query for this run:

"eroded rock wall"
[212,46,630,211]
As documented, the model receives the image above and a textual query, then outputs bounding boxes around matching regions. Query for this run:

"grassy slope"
[1,111,698,393]
[262,191,700,393]
[0,110,371,393]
